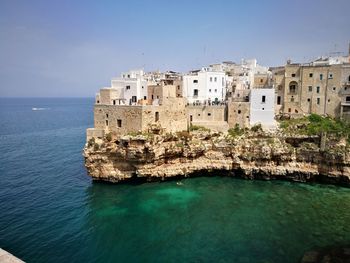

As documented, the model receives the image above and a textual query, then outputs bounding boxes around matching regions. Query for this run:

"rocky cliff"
[83,128,350,186]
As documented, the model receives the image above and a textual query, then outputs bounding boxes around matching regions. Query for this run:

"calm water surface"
[0,98,349,263]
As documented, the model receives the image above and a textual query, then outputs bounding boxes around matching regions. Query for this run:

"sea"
[0,98,349,263]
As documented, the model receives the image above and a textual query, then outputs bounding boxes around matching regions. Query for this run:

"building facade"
[182,67,226,104]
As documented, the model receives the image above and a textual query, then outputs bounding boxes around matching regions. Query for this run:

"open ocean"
[0,97,349,263]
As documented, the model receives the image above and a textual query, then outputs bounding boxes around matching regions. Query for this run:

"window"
[144,96,147,100]
[260,79,263,83]
[288,108,291,113]
[348,75,350,82]
[214,89,217,92]
[190,115,193,122]
[127,74,130,78]
[316,86,320,93]
[117,119,122,128]
[132,96,137,102]
[193,80,198,83]
[308,86,312,92]
[317,98,320,105]
[307,98,311,102]
[320,74,323,80]
[346,96,350,102]
[289,81,297,93]
[328,99,330,103]
[113,100,116,105]
[151,95,154,99]
[209,89,211,92]
[198,114,201,116]
[277,96,281,105]
[309,73,313,78]
[155,112,159,122]
[97,100,100,104]
[262,108,265,110]
[329,73,333,79]
[105,120,109,126]
[291,74,296,77]
[193,89,198,96]
[238,110,241,114]
[207,113,211,116]
[262,95,266,103]
[214,77,217,82]
[290,85,296,93]
[126,85,130,90]
[333,87,336,91]
[106,113,109,118]
[142,86,144,89]
[177,85,180,90]
[210,77,212,82]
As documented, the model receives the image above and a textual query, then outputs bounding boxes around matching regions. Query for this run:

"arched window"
[289,81,298,93]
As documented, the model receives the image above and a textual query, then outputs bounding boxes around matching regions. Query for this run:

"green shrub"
[105,132,112,142]
[228,124,244,137]
[251,123,263,132]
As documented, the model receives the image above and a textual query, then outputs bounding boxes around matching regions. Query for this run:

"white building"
[183,67,226,104]
[249,88,275,128]
[111,69,148,105]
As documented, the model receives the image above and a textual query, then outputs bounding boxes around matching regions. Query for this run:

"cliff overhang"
[83,129,350,187]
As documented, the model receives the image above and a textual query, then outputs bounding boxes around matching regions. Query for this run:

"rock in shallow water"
[300,247,350,263]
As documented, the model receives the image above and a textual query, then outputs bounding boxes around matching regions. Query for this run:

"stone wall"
[282,63,348,118]
[227,101,250,128]
[99,88,123,105]
[94,105,143,135]
[141,98,188,133]
[92,97,188,137]
[187,105,228,132]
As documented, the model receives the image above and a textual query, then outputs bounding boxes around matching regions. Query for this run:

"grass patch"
[189,125,211,132]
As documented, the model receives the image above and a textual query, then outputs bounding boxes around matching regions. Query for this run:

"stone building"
[280,61,350,118]
[87,79,187,140]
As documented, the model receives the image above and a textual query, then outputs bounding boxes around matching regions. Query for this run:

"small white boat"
[32,107,47,111]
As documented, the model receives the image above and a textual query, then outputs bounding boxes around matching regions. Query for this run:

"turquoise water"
[0,98,349,263]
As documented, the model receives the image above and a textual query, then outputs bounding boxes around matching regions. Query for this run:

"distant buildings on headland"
[87,46,350,139]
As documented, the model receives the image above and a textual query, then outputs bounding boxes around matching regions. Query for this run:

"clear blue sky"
[0,0,349,97]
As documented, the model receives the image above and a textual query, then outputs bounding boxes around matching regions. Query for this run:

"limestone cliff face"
[83,131,350,186]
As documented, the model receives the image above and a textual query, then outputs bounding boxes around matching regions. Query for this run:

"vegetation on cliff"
[280,114,350,143]
[84,114,350,185]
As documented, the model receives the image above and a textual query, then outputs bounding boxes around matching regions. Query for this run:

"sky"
[0,0,349,97]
